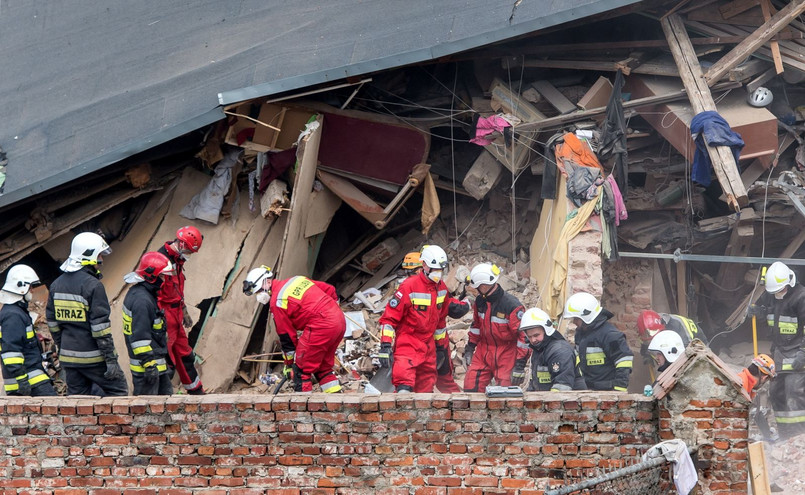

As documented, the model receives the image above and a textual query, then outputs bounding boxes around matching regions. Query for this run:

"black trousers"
[65,365,128,396]
[7,380,58,397]
[133,373,173,396]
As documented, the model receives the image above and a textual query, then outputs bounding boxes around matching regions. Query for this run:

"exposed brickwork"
[0,393,657,494]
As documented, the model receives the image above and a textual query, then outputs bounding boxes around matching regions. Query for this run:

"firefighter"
[637,309,707,366]
[243,266,344,393]
[646,330,685,374]
[563,292,633,392]
[378,245,452,393]
[157,226,205,395]
[738,353,776,400]
[0,265,57,396]
[122,252,175,395]
[754,261,805,437]
[399,251,469,393]
[46,232,128,396]
[521,307,585,392]
[463,263,530,392]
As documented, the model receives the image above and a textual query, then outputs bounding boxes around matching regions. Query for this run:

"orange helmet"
[402,251,421,271]
[176,226,203,253]
[637,310,664,343]
[135,252,175,284]
[752,354,776,377]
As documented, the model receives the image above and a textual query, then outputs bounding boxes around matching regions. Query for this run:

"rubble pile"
[768,433,805,491]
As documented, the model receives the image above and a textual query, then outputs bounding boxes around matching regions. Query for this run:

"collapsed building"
[3,0,805,492]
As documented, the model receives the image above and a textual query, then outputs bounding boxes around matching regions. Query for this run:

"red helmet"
[136,252,175,283]
[176,226,203,253]
[637,310,665,343]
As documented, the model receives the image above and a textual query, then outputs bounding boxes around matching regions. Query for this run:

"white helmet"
[243,265,274,296]
[469,263,500,288]
[0,265,40,304]
[60,232,111,272]
[765,261,796,294]
[520,307,556,336]
[563,292,602,325]
[420,245,448,270]
[747,87,773,108]
[647,330,684,363]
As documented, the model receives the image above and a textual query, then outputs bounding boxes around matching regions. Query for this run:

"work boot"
[396,385,413,394]
[187,386,206,395]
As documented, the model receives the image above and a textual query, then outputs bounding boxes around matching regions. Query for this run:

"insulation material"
[420,173,440,235]
[180,149,241,225]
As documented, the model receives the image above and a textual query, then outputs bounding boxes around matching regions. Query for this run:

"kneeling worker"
[739,353,776,400]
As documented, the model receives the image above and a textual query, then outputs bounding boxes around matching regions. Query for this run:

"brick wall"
[1,393,658,495]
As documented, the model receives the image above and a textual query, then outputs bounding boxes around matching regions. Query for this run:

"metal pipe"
[619,248,805,266]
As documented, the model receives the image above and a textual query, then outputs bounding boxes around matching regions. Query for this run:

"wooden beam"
[715,208,755,290]
[720,0,758,19]
[748,442,772,495]
[531,80,576,115]
[661,14,747,211]
[760,0,785,74]
[704,0,805,85]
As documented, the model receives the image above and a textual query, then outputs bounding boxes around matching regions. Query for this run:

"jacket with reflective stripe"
[575,310,633,391]
[46,267,112,367]
[379,271,451,348]
[0,301,51,390]
[468,289,530,362]
[527,333,586,392]
[157,242,186,307]
[269,276,339,353]
[663,313,708,345]
[760,283,805,372]
[122,282,168,374]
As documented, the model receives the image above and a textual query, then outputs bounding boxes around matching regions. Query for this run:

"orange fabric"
[554,132,603,175]
[738,368,757,400]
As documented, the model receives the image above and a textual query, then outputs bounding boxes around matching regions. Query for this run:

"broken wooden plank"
[748,441,772,495]
[729,58,772,81]
[304,186,342,238]
[720,0,758,19]
[463,150,503,200]
[704,0,805,85]
[576,76,613,111]
[760,0,785,74]
[317,170,386,228]
[531,80,576,115]
[359,229,425,292]
[661,14,748,210]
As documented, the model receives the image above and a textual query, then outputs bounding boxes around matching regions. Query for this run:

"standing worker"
[564,292,633,391]
[463,263,530,392]
[243,266,344,393]
[122,252,175,395]
[157,226,205,395]
[46,232,128,396]
[0,265,57,396]
[521,307,585,392]
[646,330,686,375]
[754,261,805,437]
[378,245,453,393]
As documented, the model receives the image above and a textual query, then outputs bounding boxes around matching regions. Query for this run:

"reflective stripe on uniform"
[153,318,163,330]
[122,306,133,335]
[436,290,447,305]
[321,380,342,393]
[130,339,153,355]
[381,324,395,339]
[28,369,50,386]
[409,292,432,306]
[536,367,551,384]
[677,316,699,340]
[781,358,796,371]
[53,293,89,322]
[778,315,798,335]
[775,410,805,423]
[585,346,606,366]
[614,386,627,391]
[491,316,508,324]
[47,321,61,333]
[1,351,25,365]
[90,322,112,338]
[277,276,315,309]
[129,357,168,373]
[25,325,34,340]
[59,349,104,364]
[434,328,446,341]
[468,327,480,336]
[517,341,530,349]
[183,376,202,390]
[615,356,633,369]
[552,384,572,391]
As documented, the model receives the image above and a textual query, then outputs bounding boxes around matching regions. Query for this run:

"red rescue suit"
[463,286,530,392]
[379,272,451,392]
[157,243,203,393]
[435,299,471,393]
[269,276,344,393]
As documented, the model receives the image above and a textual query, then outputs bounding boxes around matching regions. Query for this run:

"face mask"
[427,270,443,283]
[256,292,271,305]
[24,292,33,302]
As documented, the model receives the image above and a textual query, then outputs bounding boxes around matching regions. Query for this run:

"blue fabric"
[689,111,744,187]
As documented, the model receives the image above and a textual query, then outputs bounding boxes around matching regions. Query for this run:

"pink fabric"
[606,175,628,226]
[470,115,512,146]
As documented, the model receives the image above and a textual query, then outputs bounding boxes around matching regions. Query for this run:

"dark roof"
[0,0,638,208]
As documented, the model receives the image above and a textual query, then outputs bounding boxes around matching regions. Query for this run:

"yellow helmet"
[402,252,421,271]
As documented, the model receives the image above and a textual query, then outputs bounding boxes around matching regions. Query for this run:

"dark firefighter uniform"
[759,284,805,436]
[575,309,633,391]
[527,330,586,392]
[270,276,344,393]
[123,282,172,395]
[379,271,451,393]
[639,313,707,366]
[463,287,530,392]
[157,243,203,393]
[46,266,128,396]
[0,302,56,396]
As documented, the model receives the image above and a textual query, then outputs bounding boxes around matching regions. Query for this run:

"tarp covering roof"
[0,0,637,208]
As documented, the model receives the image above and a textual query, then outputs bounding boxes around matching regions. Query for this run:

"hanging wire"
[450,64,459,241]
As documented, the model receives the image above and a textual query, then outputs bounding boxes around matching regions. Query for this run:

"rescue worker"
[521,307,585,392]
[463,263,530,392]
[637,310,708,366]
[46,232,128,396]
[646,330,685,374]
[243,266,344,393]
[157,226,205,394]
[0,265,57,396]
[122,252,175,395]
[399,251,469,393]
[563,292,633,391]
[738,353,776,400]
[378,245,452,393]
[753,261,805,437]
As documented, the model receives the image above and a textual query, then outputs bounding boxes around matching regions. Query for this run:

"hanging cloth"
[597,70,628,199]
[689,111,744,187]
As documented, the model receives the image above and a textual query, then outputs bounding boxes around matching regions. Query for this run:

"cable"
[450,64,459,241]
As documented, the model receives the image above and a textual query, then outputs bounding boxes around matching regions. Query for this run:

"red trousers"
[463,343,516,392]
[293,304,344,393]
[164,307,202,391]
[435,356,462,393]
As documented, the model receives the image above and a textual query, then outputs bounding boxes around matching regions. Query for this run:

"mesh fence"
[544,454,673,495]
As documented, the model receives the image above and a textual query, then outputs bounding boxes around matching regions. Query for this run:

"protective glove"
[15,377,31,396]
[464,342,476,368]
[283,364,294,380]
[748,304,767,318]
[447,300,471,319]
[182,306,194,328]
[104,360,124,382]
[378,342,393,369]
[143,361,159,385]
[436,347,450,375]
[510,359,527,386]
[97,337,124,382]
